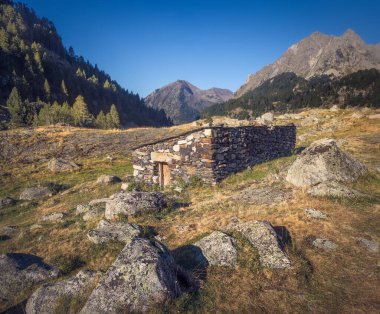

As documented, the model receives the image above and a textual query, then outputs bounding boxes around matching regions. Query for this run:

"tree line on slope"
[5,87,121,129]
[202,69,380,119]
[0,0,172,128]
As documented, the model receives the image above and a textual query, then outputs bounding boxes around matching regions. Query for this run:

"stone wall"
[132,125,296,186]
[211,125,296,181]
[132,128,216,185]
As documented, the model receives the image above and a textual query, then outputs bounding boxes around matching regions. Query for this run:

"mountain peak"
[235,29,380,96]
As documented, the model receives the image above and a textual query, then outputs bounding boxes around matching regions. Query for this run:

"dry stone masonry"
[132,125,296,186]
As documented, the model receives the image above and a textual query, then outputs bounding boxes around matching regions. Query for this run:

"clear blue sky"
[20,0,380,97]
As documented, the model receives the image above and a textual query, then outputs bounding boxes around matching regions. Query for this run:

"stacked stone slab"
[132,125,296,185]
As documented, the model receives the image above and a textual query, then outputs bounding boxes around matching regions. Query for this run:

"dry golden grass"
[1,107,380,312]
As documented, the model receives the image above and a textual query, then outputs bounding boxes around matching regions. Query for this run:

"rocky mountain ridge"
[236,29,380,96]
[145,80,232,124]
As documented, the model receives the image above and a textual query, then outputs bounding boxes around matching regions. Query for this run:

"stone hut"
[132,125,296,187]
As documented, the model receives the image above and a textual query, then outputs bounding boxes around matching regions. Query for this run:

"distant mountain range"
[0,0,171,128]
[203,29,380,119]
[145,80,232,124]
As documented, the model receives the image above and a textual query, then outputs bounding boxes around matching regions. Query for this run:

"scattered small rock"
[0,226,18,236]
[330,105,339,112]
[368,114,380,119]
[20,186,52,201]
[0,197,16,209]
[304,208,327,219]
[26,269,100,314]
[88,198,110,206]
[0,171,11,177]
[87,219,141,244]
[81,238,194,313]
[308,181,364,198]
[41,212,66,223]
[105,191,167,220]
[120,182,130,190]
[193,231,238,267]
[227,221,291,269]
[312,238,338,251]
[286,138,367,187]
[76,204,91,215]
[47,158,79,173]
[352,237,378,253]
[0,253,60,308]
[83,207,104,222]
[351,112,365,119]
[257,112,274,125]
[236,186,291,205]
[96,174,121,185]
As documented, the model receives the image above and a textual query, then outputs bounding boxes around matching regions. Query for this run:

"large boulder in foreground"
[26,269,100,314]
[0,253,60,309]
[286,139,367,187]
[20,186,52,200]
[87,219,141,244]
[81,238,193,313]
[227,221,291,269]
[47,158,79,173]
[193,231,238,267]
[105,191,166,220]
[307,181,364,198]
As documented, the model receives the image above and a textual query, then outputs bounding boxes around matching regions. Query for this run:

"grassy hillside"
[1,108,379,312]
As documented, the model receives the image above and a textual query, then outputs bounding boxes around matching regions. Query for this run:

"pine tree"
[60,101,73,124]
[103,79,110,89]
[61,80,68,97]
[95,110,107,129]
[108,104,121,128]
[36,103,52,125]
[72,95,94,127]
[6,87,26,126]
[50,101,61,124]
[44,79,50,100]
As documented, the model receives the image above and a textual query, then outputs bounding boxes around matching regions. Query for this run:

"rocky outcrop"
[47,158,79,173]
[0,197,16,209]
[145,80,232,124]
[311,238,338,251]
[83,207,104,222]
[105,191,166,220]
[227,221,291,269]
[26,269,100,314]
[87,220,141,244]
[307,181,364,198]
[236,29,380,96]
[0,253,60,308]
[81,238,193,313]
[20,186,52,200]
[286,138,367,187]
[96,175,121,185]
[193,231,238,267]
[41,212,66,223]
[304,208,327,219]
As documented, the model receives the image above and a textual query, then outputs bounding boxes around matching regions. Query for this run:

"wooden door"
[158,162,170,187]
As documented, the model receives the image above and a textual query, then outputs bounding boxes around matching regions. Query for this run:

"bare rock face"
[26,269,100,314]
[82,207,104,222]
[47,158,79,173]
[105,191,167,220]
[0,253,60,309]
[81,238,193,313]
[96,175,121,185]
[87,220,141,244]
[193,231,238,267]
[227,221,291,269]
[352,237,378,253]
[307,181,364,198]
[236,29,380,97]
[286,138,367,187]
[20,186,52,200]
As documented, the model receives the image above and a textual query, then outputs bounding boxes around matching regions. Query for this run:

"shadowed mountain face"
[236,29,380,97]
[145,80,232,124]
